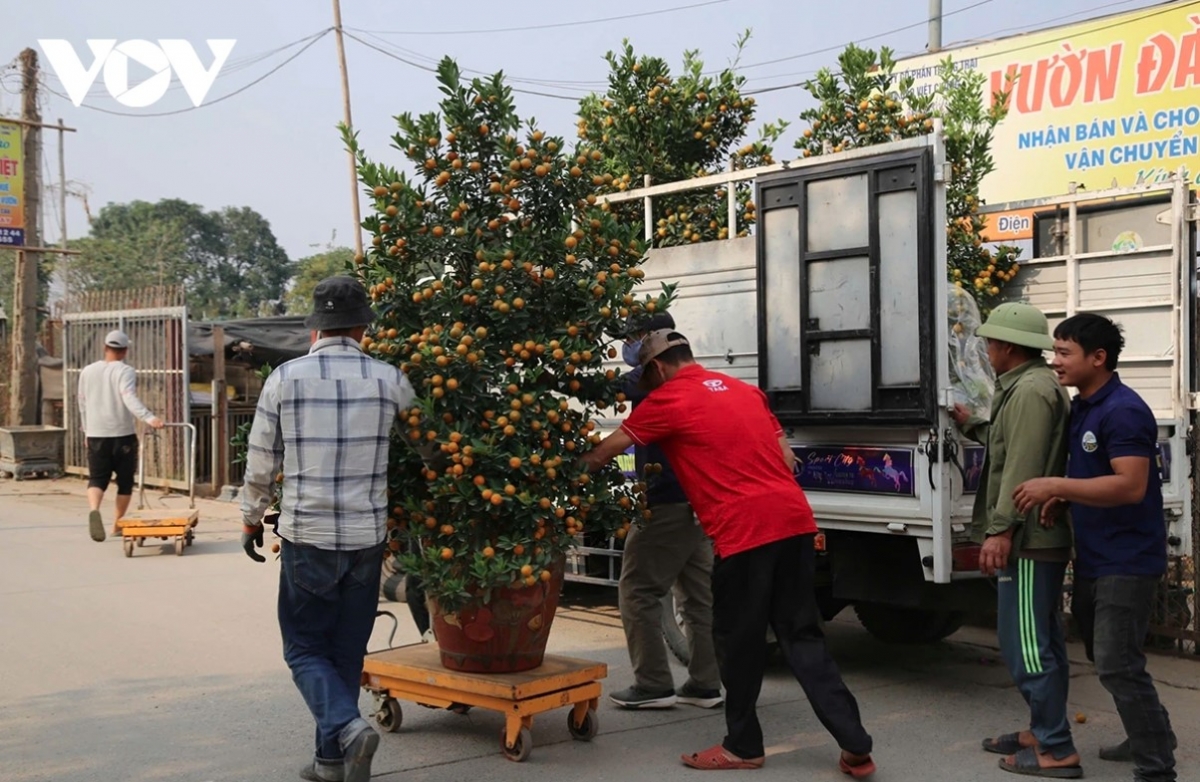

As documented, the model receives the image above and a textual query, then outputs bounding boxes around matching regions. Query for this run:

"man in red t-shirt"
[582,328,876,776]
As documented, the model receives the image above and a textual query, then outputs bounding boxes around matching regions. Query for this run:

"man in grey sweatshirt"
[77,330,163,541]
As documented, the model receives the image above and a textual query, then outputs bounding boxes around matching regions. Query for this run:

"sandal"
[839,751,876,778]
[983,732,1026,755]
[998,747,1083,779]
[681,745,765,770]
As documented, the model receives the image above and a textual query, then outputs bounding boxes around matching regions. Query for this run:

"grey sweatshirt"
[77,360,157,437]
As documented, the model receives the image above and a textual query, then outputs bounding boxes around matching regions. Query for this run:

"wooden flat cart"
[361,643,606,762]
[117,423,199,557]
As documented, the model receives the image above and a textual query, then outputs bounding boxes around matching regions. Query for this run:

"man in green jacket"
[951,303,1082,779]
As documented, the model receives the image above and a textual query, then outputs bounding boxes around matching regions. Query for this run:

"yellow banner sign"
[897,0,1200,215]
[0,120,24,246]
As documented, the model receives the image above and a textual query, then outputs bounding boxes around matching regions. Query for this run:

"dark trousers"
[1074,575,1176,782]
[996,558,1076,759]
[712,534,872,760]
[279,539,385,761]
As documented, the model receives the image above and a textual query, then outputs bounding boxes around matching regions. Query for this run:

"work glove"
[242,523,265,563]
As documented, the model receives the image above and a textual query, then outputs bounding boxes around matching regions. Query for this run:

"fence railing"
[190,404,257,489]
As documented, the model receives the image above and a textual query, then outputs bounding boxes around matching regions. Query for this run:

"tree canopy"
[285,246,355,314]
[71,199,293,319]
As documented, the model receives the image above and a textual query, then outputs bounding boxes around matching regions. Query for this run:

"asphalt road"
[1,477,1196,782]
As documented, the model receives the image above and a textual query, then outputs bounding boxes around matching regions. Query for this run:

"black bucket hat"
[305,275,377,331]
[617,310,676,339]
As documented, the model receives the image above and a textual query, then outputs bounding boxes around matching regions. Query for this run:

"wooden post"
[331,0,363,259]
[211,325,228,490]
[10,48,42,426]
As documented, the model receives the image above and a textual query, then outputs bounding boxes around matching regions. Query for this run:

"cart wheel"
[123,538,134,558]
[175,537,185,556]
[568,708,599,741]
[501,727,533,762]
[136,537,145,547]
[185,530,194,547]
[376,698,402,733]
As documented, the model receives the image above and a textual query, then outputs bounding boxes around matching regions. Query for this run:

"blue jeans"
[1073,575,1176,782]
[996,558,1077,760]
[278,539,385,761]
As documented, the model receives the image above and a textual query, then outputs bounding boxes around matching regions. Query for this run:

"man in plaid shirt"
[241,275,415,782]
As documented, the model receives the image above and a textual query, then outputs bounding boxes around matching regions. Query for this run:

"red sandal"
[839,751,876,778]
[681,745,765,770]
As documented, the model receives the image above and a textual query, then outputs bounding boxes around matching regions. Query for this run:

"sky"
[2,0,1167,264]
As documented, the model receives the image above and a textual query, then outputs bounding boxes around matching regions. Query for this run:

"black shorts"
[87,435,139,495]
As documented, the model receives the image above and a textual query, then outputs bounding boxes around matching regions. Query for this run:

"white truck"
[572,130,1196,649]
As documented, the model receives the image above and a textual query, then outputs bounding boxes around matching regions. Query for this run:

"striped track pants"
[996,557,1078,760]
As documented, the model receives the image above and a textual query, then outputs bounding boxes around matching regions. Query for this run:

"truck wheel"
[661,593,691,666]
[661,592,784,666]
[854,603,965,644]
[814,586,848,622]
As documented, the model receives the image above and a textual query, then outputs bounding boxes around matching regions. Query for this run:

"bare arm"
[581,429,635,473]
[778,435,796,472]
[1014,456,1150,513]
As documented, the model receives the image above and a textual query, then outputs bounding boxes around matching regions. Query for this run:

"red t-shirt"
[620,364,817,558]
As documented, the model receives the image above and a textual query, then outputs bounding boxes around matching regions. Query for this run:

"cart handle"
[137,422,197,511]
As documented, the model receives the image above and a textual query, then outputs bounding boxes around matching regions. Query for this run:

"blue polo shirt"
[1067,373,1166,579]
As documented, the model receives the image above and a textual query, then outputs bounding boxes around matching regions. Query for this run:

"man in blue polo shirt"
[1014,313,1176,782]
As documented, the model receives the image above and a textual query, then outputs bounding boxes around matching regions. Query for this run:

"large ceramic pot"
[430,556,565,673]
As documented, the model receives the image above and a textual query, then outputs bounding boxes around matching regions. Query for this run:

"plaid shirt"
[241,336,415,550]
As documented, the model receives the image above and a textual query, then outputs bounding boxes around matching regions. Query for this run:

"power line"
[41,29,334,101]
[726,0,995,74]
[355,0,730,36]
[343,32,585,101]
[946,0,1145,46]
[40,29,331,118]
[345,30,605,91]
[349,0,993,97]
[741,0,1197,96]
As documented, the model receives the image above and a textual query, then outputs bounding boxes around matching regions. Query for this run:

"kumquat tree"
[343,58,669,611]
[578,34,787,246]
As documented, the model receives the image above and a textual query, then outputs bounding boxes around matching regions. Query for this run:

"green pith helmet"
[976,302,1054,351]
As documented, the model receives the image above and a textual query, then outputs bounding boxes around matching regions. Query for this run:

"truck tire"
[854,602,965,644]
[814,586,848,622]
[661,592,788,666]
[662,593,691,665]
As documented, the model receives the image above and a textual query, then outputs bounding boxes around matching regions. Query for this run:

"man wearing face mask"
[609,312,724,711]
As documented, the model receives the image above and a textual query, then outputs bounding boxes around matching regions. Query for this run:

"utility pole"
[57,119,67,296]
[928,0,943,53]
[10,48,42,426]
[331,0,364,259]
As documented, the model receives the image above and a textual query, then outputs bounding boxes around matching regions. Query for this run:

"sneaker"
[299,757,344,781]
[676,684,724,709]
[609,685,677,709]
[88,510,105,542]
[339,718,379,782]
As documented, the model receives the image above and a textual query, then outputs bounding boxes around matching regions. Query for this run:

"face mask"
[622,339,642,368]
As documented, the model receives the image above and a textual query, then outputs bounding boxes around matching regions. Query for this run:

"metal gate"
[62,287,191,490]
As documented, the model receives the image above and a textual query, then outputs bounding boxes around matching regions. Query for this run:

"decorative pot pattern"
[430,557,565,673]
